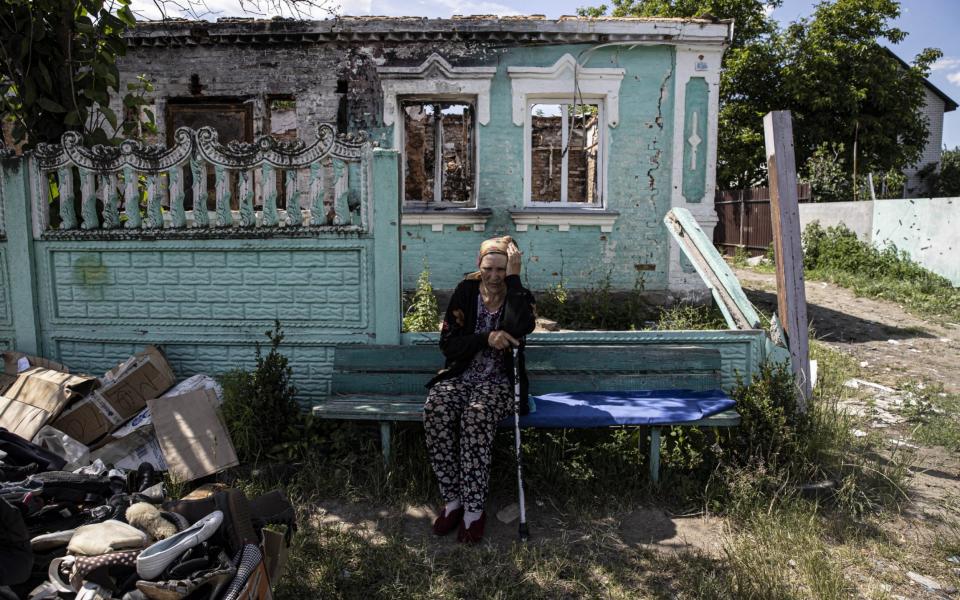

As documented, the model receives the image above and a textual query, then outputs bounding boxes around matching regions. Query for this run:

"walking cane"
[512,345,530,541]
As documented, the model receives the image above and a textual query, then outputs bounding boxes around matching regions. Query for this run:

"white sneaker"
[136,510,223,580]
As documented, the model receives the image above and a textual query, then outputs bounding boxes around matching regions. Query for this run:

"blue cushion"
[506,389,735,428]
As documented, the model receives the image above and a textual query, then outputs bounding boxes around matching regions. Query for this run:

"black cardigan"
[426,274,537,413]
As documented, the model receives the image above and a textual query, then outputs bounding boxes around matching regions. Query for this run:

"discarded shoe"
[432,505,464,536]
[136,510,223,580]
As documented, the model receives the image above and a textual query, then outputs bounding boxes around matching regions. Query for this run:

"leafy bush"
[803,142,850,202]
[220,321,302,463]
[402,265,440,333]
[536,272,650,330]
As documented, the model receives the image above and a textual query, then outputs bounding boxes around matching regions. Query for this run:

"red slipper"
[432,505,464,536]
[456,512,486,544]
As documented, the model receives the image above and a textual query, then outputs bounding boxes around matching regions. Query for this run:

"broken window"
[529,102,601,205]
[401,100,475,205]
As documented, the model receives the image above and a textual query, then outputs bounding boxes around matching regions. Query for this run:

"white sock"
[463,510,483,527]
[444,500,462,514]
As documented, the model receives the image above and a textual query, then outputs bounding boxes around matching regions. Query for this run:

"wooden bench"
[313,344,740,482]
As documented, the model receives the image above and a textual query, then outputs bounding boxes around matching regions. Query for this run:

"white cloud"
[932,57,960,72]
[947,71,960,87]
[130,0,519,20]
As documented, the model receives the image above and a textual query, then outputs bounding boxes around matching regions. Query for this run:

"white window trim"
[401,210,490,232]
[509,209,618,233]
[508,54,624,208]
[525,100,604,207]
[379,55,494,208]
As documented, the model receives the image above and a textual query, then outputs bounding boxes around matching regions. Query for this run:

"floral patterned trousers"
[423,378,514,513]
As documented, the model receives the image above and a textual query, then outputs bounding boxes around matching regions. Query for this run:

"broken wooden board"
[664,207,762,330]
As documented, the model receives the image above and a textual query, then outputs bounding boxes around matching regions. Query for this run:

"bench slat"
[334,345,720,373]
[330,372,721,396]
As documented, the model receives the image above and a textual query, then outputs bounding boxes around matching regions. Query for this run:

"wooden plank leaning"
[763,110,812,411]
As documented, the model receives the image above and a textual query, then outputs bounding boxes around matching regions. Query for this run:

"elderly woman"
[424,236,536,543]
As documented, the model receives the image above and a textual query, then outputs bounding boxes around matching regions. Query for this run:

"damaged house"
[116,16,731,295]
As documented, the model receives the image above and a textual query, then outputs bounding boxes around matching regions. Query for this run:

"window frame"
[398,94,479,208]
[524,98,606,208]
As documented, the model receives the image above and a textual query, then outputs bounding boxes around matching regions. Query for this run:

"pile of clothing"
[1,429,295,599]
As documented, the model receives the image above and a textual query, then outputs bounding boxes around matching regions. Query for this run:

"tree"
[0,0,138,146]
[578,0,941,190]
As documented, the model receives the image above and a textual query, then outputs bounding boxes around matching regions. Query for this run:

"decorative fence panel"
[0,128,401,402]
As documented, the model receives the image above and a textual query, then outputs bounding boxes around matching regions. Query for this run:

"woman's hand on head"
[487,330,519,350]
[506,243,522,277]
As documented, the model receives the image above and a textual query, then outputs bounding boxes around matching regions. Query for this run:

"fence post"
[1,156,42,354]
[371,148,402,345]
[763,111,811,411]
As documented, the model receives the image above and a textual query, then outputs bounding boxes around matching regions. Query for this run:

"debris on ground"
[0,347,290,599]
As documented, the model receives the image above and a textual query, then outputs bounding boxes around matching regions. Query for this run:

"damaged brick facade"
[116,16,731,296]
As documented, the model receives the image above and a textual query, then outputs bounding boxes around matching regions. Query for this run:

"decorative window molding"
[507,54,625,127]
[378,54,496,128]
[402,208,492,232]
[508,208,619,233]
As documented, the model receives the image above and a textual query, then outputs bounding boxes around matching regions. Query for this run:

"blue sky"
[130,0,960,149]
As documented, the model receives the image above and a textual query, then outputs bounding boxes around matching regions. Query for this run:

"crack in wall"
[646,63,673,192]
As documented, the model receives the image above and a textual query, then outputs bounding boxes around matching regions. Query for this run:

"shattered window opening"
[529,102,601,205]
[401,100,475,205]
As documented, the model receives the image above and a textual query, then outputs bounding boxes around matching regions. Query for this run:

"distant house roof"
[125,15,734,47]
[885,48,958,112]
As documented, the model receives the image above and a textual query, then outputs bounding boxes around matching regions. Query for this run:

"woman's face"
[479,253,508,289]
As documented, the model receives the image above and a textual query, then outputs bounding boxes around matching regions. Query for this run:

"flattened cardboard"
[98,346,175,419]
[51,346,175,445]
[148,388,238,482]
[0,367,98,440]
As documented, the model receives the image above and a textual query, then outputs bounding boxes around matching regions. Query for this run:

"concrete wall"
[798,201,873,241]
[799,197,960,285]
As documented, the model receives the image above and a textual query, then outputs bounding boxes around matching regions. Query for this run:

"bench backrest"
[331,344,722,396]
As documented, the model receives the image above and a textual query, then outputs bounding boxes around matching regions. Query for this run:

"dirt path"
[733,267,960,393]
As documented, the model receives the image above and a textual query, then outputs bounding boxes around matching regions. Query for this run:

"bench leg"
[379,421,392,467]
[649,427,661,484]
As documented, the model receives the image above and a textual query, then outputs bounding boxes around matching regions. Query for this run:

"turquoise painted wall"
[0,242,12,350]
[393,44,677,293]
[30,238,376,401]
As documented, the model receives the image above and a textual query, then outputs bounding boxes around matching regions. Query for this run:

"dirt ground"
[733,267,960,394]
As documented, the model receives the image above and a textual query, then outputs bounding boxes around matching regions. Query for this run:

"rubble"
[0,346,288,600]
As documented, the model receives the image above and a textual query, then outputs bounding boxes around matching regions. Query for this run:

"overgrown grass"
[899,381,960,452]
[220,306,931,598]
[802,222,960,322]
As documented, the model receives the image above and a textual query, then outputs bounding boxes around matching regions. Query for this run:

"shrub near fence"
[0,126,402,401]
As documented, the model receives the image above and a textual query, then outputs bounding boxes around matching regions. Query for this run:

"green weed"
[403,264,441,333]
[802,222,960,322]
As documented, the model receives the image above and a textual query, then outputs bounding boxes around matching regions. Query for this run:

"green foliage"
[220,321,303,464]
[922,146,960,196]
[803,142,851,202]
[0,0,155,146]
[899,381,960,451]
[402,265,440,333]
[654,302,728,330]
[801,221,960,320]
[536,271,649,330]
[582,0,940,188]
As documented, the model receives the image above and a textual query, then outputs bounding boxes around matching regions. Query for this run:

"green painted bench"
[312,344,740,482]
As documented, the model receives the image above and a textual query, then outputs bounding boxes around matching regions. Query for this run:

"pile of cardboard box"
[0,347,237,483]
